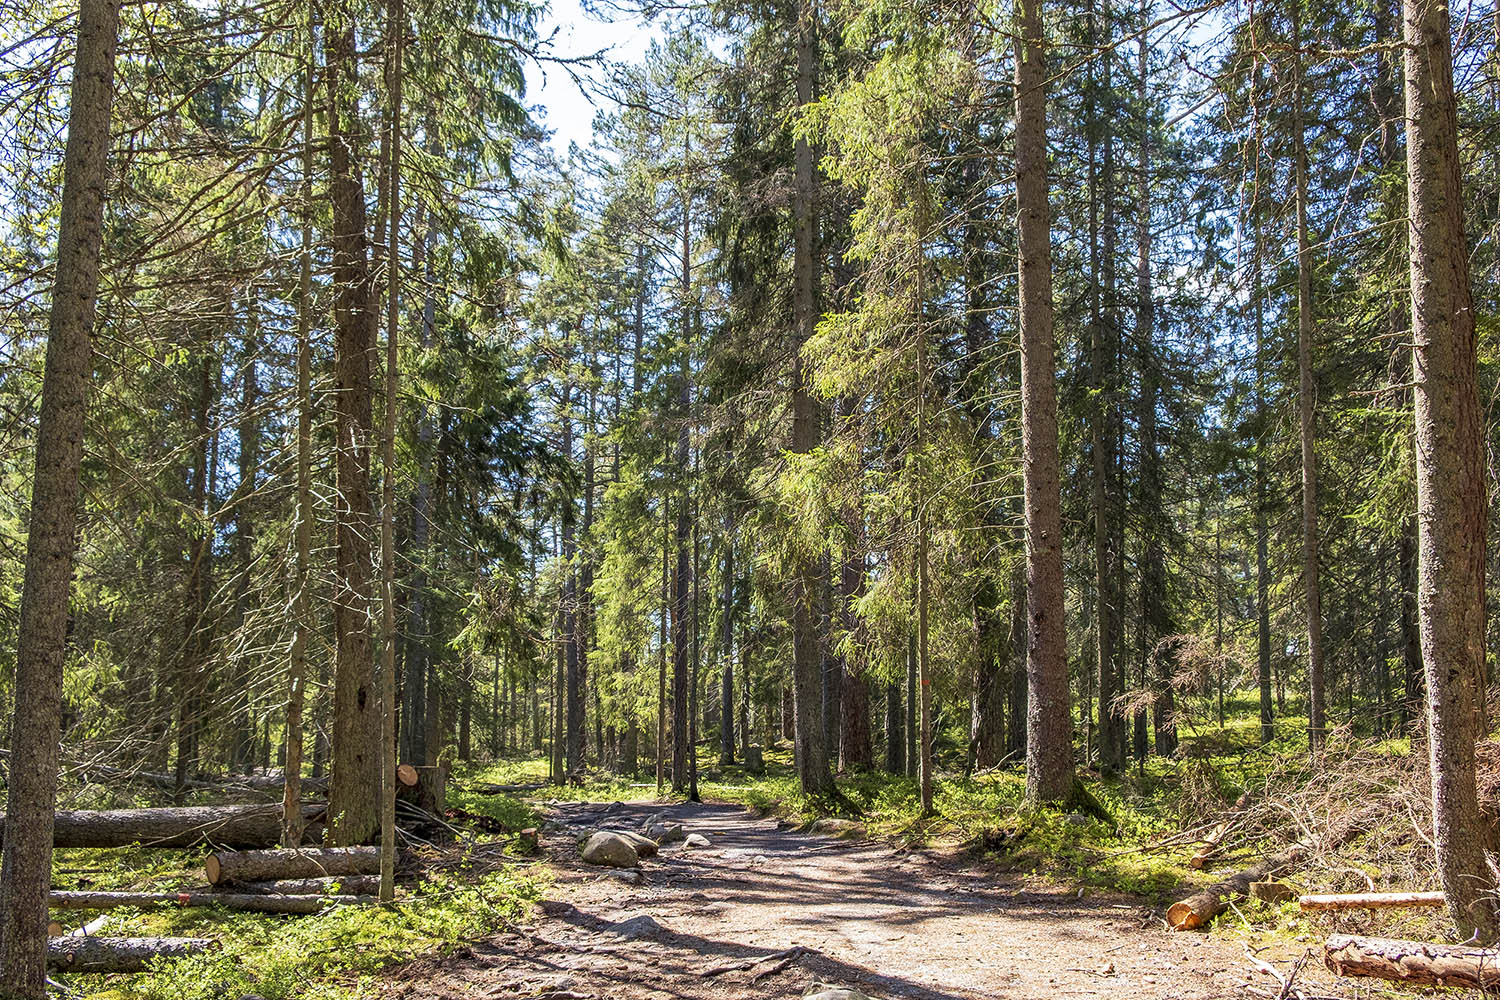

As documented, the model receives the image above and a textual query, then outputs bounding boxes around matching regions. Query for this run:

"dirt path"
[385,800,1355,999]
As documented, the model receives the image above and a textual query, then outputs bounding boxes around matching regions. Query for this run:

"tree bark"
[1324,934,1500,987]
[325,0,380,847]
[377,0,403,904]
[720,519,736,766]
[1014,0,1072,803]
[1404,0,1500,941]
[0,804,323,850]
[1300,892,1446,911]
[205,846,381,885]
[283,10,317,848]
[1088,0,1123,774]
[1136,10,1174,759]
[790,0,833,797]
[48,891,375,914]
[0,3,120,993]
[1291,1,1326,758]
[47,937,214,973]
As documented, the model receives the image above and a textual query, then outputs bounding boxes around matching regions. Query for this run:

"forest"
[0,0,1499,996]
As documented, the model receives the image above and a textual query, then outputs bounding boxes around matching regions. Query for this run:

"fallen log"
[226,875,382,896]
[469,782,546,795]
[1167,853,1296,930]
[1167,806,1381,931]
[48,936,216,973]
[1323,933,1500,988]
[83,766,326,797]
[49,890,376,914]
[1301,891,1446,912]
[0,803,325,849]
[205,846,381,886]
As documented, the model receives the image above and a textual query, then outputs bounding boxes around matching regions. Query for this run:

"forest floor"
[378,797,1390,1000]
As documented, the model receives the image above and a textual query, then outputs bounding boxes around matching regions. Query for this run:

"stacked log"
[0,803,325,849]
[49,890,376,915]
[225,875,381,896]
[48,936,216,973]
[205,846,381,886]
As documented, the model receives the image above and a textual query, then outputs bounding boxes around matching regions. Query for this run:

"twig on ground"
[699,946,809,978]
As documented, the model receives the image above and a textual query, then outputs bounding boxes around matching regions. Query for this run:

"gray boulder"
[683,832,711,848]
[645,822,685,845]
[581,831,639,868]
[811,817,866,838]
[803,985,877,1000]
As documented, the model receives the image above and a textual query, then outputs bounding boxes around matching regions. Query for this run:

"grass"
[53,792,546,1000]
[73,865,543,1000]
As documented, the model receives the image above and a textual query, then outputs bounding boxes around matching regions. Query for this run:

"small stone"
[1064,813,1090,826]
[608,869,643,886]
[810,818,866,838]
[645,822,685,845]
[610,914,667,940]
[581,831,640,868]
[684,833,711,848]
[802,984,876,1000]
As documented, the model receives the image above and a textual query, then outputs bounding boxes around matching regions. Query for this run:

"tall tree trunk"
[790,0,833,797]
[1137,11,1175,758]
[325,0,379,846]
[230,330,259,774]
[1404,0,1500,941]
[1254,213,1274,745]
[1015,0,1073,803]
[0,3,120,992]
[1089,0,1123,775]
[282,19,316,847]
[402,190,436,767]
[563,384,583,776]
[672,187,692,794]
[657,482,669,792]
[1290,1,1325,758]
[377,0,403,901]
[720,519,736,766]
[1008,556,1027,758]
[840,540,872,772]
[174,351,214,804]
[884,679,904,773]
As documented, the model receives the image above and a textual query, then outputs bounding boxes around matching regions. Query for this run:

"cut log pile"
[205,846,382,885]
[36,763,443,977]
[5,803,326,849]
[50,890,377,915]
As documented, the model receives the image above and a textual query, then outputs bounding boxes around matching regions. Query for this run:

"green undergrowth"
[53,816,544,1000]
[61,857,542,1000]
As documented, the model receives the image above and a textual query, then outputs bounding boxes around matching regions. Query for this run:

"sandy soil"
[379,799,1376,999]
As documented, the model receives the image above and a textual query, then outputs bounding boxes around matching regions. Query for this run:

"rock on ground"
[803,985,877,1000]
[581,831,639,868]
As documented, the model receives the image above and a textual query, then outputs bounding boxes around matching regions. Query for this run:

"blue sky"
[530,0,659,154]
